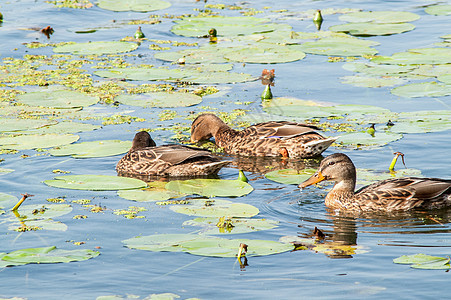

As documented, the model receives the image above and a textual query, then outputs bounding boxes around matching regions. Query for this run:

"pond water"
[1,0,451,299]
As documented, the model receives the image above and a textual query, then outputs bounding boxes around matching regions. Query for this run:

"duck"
[190,113,336,158]
[116,131,229,177]
[299,153,451,212]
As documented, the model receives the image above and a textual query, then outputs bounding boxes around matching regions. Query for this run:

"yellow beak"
[298,171,325,189]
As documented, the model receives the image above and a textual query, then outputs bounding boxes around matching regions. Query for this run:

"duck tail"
[304,136,338,156]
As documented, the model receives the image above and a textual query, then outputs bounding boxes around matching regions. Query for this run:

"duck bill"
[298,171,325,189]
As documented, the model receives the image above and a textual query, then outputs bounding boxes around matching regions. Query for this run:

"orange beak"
[298,171,325,189]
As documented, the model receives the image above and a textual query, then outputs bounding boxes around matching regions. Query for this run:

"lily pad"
[94,67,186,81]
[123,234,293,257]
[391,82,451,98]
[0,134,79,150]
[394,253,450,270]
[183,217,279,235]
[223,46,306,64]
[49,140,131,158]
[438,74,451,84]
[339,11,420,23]
[115,92,202,108]
[372,48,451,65]
[118,182,183,202]
[170,199,259,218]
[337,131,403,148]
[343,61,417,76]
[0,118,58,133]
[20,121,101,135]
[390,110,451,133]
[425,5,451,16]
[297,37,378,57]
[356,168,422,186]
[0,168,14,176]
[97,0,171,12]
[165,179,253,197]
[8,219,68,232]
[154,48,230,64]
[0,193,18,209]
[265,168,317,185]
[53,41,138,55]
[172,16,279,37]
[44,175,147,191]
[1,246,99,265]
[15,204,73,219]
[330,22,415,36]
[341,75,407,88]
[16,90,99,108]
[186,71,257,84]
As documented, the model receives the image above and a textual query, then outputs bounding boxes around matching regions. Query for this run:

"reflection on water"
[229,155,322,174]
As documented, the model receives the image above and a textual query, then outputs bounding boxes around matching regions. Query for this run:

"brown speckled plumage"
[190,113,336,158]
[116,131,229,177]
[299,153,451,212]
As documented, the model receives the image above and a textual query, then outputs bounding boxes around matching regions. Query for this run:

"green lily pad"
[356,168,422,186]
[223,46,306,64]
[437,74,451,84]
[1,246,99,264]
[341,75,407,88]
[330,22,415,36]
[16,90,99,108]
[44,175,147,191]
[0,118,58,133]
[123,234,293,257]
[165,178,253,197]
[19,121,101,135]
[14,204,73,219]
[8,219,68,232]
[0,193,18,209]
[394,254,450,269]
[339,11,420,23]
[186,71,257,84]
[389,110,451,133]
[49,140,131,158]
[172,16,278,37]
[391,82,451,98]
[0,168,14,176]
[425,5,451,16]
[265,168,317,185]
[115,92,202,108]
[0,134,79,150]
[343,61,417,76]
[53,41,138,55]
[170,199,259,218]
[118,182,183,202]
[337,131,403,148]
[154,48,230,64]
[297,37,378,57]
[97,0,171,12]
[183,217,279,235]
[94,67,186,81]
[372,48,451,65]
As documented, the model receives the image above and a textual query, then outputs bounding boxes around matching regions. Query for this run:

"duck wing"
[244,121,322,139]
[151,144,219,165]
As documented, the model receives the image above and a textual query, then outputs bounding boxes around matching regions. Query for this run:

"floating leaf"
[49,140,131,158]
[183,217,278,235]
[343,61,417,76]
[15,204,73,219]
[341,75,407,88]
[337,131,403,148]
[8,219,68,232]
[1,246,99,265]
[223,46,306,64]
[425,5,451,16]
[394,254,450,269]
[389,110,451,133]
[170,199,259,218]
[97,0,171,12]
[297,37,378,56]
[391,82,451,98]
[0,193,18,209]
[356,168,422,186]
[0,168,14,176]
[123,234,293,257]
[118,182,183,202]
[155,48,230,64]
[172,16,279,37]
[115,92,202,108]
[53,41,138,55]
[372,48,451,65]
[0,134,79,150]
[438,74,451,84]
[44,175,147,191]
[165,178,253,197]
[0,118,57,133]
[330,22,415,36]
[339,11,420,23]
[16,90,99,108]
[265,168,316,185]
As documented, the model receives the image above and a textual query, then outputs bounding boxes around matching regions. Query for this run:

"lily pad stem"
[12,193,34,211]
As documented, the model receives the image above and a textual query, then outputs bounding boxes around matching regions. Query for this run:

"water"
[1,0,451,299]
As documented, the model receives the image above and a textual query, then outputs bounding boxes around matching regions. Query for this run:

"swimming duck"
[116,131,229,177]
[190,113,336,158]
[299,153,451,212]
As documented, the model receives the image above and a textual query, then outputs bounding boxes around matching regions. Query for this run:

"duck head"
[299,153,356,190]
[190,113,227,143]
[131,131,156,151]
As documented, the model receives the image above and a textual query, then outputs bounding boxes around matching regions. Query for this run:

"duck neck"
[211,120,236,145]
[325,179,356,209]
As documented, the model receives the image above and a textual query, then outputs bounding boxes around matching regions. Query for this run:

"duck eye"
[328,161,335,166]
